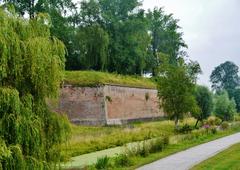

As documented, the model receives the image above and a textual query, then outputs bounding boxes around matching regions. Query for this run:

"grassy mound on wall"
[64,71,156,89]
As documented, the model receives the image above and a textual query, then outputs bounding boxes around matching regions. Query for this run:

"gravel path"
[138,132,240,170]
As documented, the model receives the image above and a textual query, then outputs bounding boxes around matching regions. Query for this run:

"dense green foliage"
[0,9,70,169]
[64,71,156,88]
[146,7,187,74]
[193,86,213,127]
[73,0,186,74]
[2,0,186,75]
[210,61,240,93]
[75,25,109,70]
[2,0,75,19]
[214,91,236,121]
[210,61,240,112]
[232,89,240,112]
[157,58,199,127]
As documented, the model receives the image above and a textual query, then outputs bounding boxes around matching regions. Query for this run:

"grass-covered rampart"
[64,71,156,89]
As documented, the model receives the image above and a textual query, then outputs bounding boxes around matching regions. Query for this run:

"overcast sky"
[142,0,240,87]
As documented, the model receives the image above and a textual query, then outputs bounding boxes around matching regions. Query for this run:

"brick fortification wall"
[56,85,165,125]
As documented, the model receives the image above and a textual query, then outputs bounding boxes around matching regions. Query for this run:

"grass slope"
[192,143,240,170]
[64,71,156,89]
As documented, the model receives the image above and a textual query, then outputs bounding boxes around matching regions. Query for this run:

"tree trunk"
[29,0,35,19]
[195,119,199,128]
[175,116,179,129]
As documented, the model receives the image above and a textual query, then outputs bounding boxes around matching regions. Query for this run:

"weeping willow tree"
[76,25,109,71]
[0,8,70,169]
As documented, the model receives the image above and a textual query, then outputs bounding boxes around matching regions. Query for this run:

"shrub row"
[94,136,169,169]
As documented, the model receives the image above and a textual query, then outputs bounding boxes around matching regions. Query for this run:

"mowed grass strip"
[64,71,156,89]
[191,143,240,170]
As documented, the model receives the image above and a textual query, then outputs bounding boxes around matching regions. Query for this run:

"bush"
[114,154,132,167]
[95,156,110,170]
[221,122,229,130]
[193,85,213,126]
[231,122,240,130]
[125,136,169,158]
[138,142,150,157]
[206,116,222,126]
[203,124,210,132]
[214,91,236,121]
[176,124,193,134]
[163,136,170,145]
[210,126,217,134]
[149,138,164,153]
[125,143,149,158]
[234,115,240,122]
[191,128,207,138]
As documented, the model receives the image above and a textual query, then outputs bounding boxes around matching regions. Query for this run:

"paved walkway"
[138,132,240,170]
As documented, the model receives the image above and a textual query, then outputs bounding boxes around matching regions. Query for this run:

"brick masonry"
[54,84,165,125]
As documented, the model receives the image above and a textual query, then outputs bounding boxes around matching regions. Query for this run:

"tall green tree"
[65,0,109,71]
[214,91,236,121]
[210,61,240,112]
[3,0,188,75]
[0,9,70,168]
[146,7,187,75]
[157,57,199,127]
[193,85,213,127]
[99,0,150,75]
[232,89,240,112]
[110,10,150,74]
[78,0,102,26]
[76,25,109,70]
[2,0,78,71]
[2,0,75,18]
[210,61,240,94]
[99,0,141,22]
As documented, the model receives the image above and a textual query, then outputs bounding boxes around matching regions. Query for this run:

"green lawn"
[64,71,156,88]
[192,143,240,170]
[61,118,195,159]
